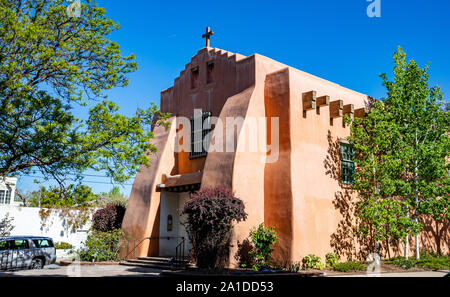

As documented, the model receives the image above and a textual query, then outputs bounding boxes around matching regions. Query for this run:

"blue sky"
[17,0,450,196]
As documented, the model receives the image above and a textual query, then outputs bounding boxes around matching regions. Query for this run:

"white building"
[0,177,19,206]
[0,177,91,255]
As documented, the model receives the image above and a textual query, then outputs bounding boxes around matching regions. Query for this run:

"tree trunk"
[405,205,409,259]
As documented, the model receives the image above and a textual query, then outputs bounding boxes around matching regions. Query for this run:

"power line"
[17,175,134,186]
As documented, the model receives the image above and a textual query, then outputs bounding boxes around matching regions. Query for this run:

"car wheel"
[31,258,44,270]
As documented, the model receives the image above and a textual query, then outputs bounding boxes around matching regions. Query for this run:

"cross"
[202,27,214,48]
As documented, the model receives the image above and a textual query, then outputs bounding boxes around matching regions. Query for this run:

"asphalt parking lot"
[0,264,162,277]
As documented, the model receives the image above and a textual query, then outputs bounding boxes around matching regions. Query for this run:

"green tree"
[348,47,449,259]
[0,0,168,186]
[29,184,98,207]
[346,99,419,256]
[94,186,128,207]
[380,47,449,259]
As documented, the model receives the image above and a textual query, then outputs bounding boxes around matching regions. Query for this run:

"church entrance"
[159,191,192,257]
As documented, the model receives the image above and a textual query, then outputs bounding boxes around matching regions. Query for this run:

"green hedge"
[333,261,366,272]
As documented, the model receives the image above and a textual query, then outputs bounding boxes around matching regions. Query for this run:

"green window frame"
[340,142,355,185]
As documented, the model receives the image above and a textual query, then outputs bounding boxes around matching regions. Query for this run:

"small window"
[0,190,4,204]
[167,215,173,232]
[191,67,199,89]
[189,111,211,159]
[33,239,54,248]
[4,190,11,204]
[340,142,355,185]
[206,61,214,84]
[13,240,29,250]
[0,240,10,251]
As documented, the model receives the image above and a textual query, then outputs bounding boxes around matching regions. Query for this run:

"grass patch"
[333,261,366,272]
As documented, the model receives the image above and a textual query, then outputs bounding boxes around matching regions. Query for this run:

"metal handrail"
[174,237,186,268]
[120,236,186,261]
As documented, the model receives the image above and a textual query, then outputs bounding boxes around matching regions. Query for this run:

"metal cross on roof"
[202,27,214,48]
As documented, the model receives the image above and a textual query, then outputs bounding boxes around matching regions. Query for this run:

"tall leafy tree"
[346,99,419,256]
[27,184,98,207]
[349,47,449,259]
[0,0,168,185]
[380,47,449,259]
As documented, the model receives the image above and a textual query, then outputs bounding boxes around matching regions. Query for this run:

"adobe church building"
[122,43,448,265]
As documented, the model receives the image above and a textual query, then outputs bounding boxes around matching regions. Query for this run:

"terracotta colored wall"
[121,117,177,257]
[161,48,253,176]
[263,68,294,262]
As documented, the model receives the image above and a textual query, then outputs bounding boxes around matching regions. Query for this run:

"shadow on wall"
[324,130,375,261]
[323,130,449,260]
[421,216,449,256]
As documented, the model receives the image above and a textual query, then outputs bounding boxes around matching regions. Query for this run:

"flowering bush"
[182,186,247,270]
[92,203,126,232]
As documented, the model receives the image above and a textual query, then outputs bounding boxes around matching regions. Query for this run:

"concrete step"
[120,257,193,270]
[119,261,173,270]
[127,259,173,266]
[137,256,190,264]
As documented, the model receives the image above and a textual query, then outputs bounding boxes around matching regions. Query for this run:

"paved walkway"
[0,264,162,277]
[328,270,450,277]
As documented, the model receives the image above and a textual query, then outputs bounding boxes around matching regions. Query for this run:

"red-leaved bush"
[92,204,126,232]
[182,186,247,269]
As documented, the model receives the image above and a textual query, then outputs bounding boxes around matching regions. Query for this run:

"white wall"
[0,205,92,250]
[159,192,191,257]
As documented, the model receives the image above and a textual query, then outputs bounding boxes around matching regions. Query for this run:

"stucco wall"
[123,47,449,265]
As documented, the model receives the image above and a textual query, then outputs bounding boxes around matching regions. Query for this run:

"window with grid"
[5,190,11,204]
[0,190,5,204]
[340,142,355,185]
[189,112,211,159]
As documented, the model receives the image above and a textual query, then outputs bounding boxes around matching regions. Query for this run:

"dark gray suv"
[0,236,57,271]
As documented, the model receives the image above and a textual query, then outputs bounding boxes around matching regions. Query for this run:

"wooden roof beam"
[343,104,355,119]
[354,107,368,119]
[302,91,317,111]
[317,95,330,107]
[329,100,343,118]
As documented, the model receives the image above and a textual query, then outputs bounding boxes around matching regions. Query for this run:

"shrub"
[417,251,450,270]
[77,229,124,262]
[333,261,366,272]
[234,239,255,269]
[92,203,126,232]
[55,242,73,250]
[302,254,324,270]
[384,251,450,270]
[325,253,339,268]
[284,261,302,273]
[0,213,14,237]
[384,257,417,269]
[249,223,278,270]
[182,186,247,270]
